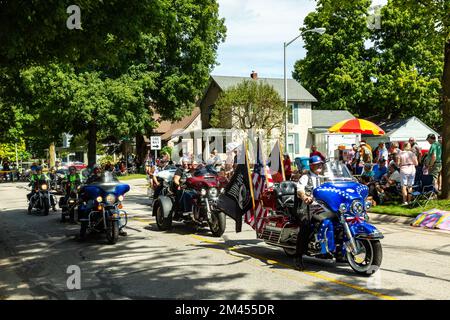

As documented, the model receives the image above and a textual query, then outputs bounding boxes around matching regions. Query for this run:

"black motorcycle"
[28,180,56,215]
[59,185,80,222]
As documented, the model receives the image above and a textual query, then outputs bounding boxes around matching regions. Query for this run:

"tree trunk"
[87,121,97,168]
[135,134,147,170]
[441,39,450,199]
[49,142,56,167]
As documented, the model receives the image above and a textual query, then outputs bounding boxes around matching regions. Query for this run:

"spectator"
[376,142,388,163]
[283,153,292,180]
[388,142,401,163]
[361,163,374,181]
[409,137,422,164]
[375,161,401,203]
[207,149,222,167]
[350,144,360,174]
[423,133,442,191]
[310,145,326,162]
[359,141,373,164]
[373,158,388,181]
[397,143,418,205]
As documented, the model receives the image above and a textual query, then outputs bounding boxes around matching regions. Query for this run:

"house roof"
[311,110,355,128]
[373,116,439,137]
[210,75,318,102]
[151,107,201,141]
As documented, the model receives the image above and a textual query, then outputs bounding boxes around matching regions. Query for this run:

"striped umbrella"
[328,118,385,135]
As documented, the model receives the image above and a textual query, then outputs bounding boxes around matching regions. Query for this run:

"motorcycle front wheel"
[209,211,226,237]
[347,239,382,276]
[42,197,50,216]
[106,220,119,244]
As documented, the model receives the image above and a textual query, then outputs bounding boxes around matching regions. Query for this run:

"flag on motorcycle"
[267,140,285,183]
[245,136,270,233]
[217,142,255,233]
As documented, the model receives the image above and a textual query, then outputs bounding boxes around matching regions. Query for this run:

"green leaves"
[211,80,287,134]
[293,0,444,130]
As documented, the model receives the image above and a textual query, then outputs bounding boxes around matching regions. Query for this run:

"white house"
[198,73,356,159]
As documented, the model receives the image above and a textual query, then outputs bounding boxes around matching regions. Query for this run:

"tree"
[293,0,375,115]
[396,0,450,199]
[210,80,287,135]
[0,0,226,166]
[370,0,444,128]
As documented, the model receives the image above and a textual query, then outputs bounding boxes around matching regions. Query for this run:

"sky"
[212,0,388,79]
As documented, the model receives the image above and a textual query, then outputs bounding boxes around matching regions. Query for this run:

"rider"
[27,166,56,211]
[294,155,326,270]
[85,164,102,184]
[60,166,83,223]
[152,157,171,199]
[171,157,192,212]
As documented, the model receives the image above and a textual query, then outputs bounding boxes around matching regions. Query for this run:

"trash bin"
[295,157,310,172]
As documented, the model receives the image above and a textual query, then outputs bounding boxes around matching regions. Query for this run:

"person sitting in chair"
[375,161,401,203]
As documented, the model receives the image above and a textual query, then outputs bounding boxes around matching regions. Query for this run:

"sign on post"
[150,136,161,160]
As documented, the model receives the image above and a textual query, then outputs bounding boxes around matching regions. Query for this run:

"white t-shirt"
[388,170,401,184]
[297,172,321,193]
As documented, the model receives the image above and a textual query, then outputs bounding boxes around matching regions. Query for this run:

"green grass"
[370,199,450,218]
[117,174,147,181]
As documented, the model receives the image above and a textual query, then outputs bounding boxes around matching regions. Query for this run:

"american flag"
[245,138,269,233]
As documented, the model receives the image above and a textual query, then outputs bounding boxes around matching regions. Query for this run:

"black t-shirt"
[172,167,185,192]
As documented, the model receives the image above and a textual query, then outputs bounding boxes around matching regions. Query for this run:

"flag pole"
[245,141,255,210]
[278,140,286,181]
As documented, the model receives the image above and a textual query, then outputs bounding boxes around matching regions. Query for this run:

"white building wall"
[288,102,313,158]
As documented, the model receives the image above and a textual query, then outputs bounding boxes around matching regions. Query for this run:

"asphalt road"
[0,180,449,300]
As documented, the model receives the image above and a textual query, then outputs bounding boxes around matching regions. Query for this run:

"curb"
[367,212,415,226]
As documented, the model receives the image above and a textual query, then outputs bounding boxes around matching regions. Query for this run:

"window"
[288,103,299,124]
[288,134,294,155]
[288,104,293,124]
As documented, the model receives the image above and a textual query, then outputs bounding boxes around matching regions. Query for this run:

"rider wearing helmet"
[27,166,56,211]
[60,166,83,222]
[86,164,102,184]
[294,155,325,270]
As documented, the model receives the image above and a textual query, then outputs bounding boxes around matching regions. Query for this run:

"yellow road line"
[190,234,397,301]
[129,218,396,300]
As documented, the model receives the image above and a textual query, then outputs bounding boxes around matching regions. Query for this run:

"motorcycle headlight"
[208,188,218,198]
[220,188,225,194]
[365,200,372,211]
[339,203,347,214]
[106,194,116,204]
[201,189,207,196]
[41,184,48,190]
[351,200,364,215]
[69,200,75,204]
[118,195,124,202]
[96,196,103,203]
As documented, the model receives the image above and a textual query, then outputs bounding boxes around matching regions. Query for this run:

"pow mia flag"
[217,142,255,232]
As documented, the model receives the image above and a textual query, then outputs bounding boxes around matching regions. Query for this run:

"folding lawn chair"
[409,175,438,208]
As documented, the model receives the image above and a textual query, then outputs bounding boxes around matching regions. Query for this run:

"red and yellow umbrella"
[328,118,385,136]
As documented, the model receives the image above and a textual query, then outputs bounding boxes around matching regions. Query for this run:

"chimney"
[250,71,258,80]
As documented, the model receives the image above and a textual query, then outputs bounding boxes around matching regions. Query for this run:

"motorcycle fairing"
[313,182,369,212]
[316,218,336,254]
[348,221,384,240]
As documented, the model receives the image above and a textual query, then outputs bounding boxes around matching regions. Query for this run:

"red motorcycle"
[153,165,228,237]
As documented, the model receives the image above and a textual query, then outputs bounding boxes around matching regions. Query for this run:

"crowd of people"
[344,134,442,205]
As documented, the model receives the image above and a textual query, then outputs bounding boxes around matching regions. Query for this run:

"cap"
[427,133,436,140]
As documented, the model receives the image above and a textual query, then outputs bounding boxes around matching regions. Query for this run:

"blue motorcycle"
[259,161,383,276]
[78,172,130,244]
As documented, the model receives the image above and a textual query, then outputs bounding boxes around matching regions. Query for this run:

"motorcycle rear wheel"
[347,239,382,276]
[156,205,172,231]
[209,211,226,237]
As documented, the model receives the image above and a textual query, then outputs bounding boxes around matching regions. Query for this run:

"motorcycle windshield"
[321,160,356,183]
[86,172,130,197]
